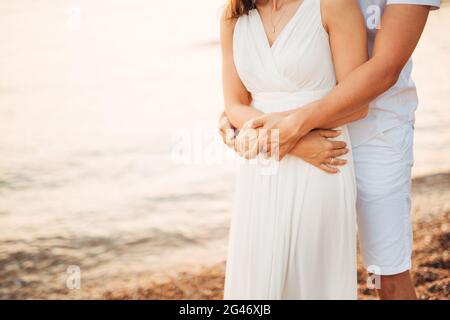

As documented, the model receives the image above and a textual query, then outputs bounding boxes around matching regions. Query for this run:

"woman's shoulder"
[220,7,240,50]
[320,0,363,31]
[220,7,238,35]
[321,0,360,11]
[220,6,256,45]
[220,6,257,32]
[321,0,361,17]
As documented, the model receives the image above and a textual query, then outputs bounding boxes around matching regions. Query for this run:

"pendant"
[272,27,276,33]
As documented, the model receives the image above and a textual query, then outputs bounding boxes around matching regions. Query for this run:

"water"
[0,0,449,297]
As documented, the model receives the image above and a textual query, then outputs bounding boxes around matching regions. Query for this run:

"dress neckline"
[254,0,307,50]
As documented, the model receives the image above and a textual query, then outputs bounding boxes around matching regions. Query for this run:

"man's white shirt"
[348,0,441,147]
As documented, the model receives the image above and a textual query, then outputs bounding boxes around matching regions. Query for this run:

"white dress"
[224,0,357,300]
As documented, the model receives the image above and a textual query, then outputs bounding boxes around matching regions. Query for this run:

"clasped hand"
[219,112,349,174]
[235,113,301,160]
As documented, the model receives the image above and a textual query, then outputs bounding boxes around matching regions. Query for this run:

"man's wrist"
[289,106,315,140]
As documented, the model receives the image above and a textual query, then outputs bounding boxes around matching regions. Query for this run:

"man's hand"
[220,111,349,171]
[290,129,349,174]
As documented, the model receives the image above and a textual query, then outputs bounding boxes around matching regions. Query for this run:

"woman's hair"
[226,0,257,19]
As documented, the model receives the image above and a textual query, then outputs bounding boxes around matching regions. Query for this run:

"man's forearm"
[291,56,397,137]
[227,55,393,133]
[292,4,430,138]
[280,104,368,130]
[320,107,369,129]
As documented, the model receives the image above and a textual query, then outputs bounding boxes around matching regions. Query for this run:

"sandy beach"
[1,172,447,300]
[0,1,448,300]
[102,173,450,300]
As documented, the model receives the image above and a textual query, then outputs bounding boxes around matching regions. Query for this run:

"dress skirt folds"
[223,0,358,299]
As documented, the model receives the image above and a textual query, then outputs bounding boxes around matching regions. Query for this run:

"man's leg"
[378,270,416,300]
[353,124,416,300]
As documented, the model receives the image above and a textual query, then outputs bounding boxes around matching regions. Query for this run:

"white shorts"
[352,124,414,276]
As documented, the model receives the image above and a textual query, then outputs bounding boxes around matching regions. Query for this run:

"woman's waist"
[251,88,333,113]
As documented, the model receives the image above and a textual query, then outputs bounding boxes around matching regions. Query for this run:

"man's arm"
[289,4,431,138]
[244,0,369,159]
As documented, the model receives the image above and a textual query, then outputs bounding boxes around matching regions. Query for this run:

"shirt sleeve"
[386,0,441,10]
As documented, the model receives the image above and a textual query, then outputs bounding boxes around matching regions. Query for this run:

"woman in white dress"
[220,0,369,299]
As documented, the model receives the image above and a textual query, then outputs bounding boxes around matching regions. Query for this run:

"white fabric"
[351,0,439,274]
[353,124,414,275]
[224,0,357,300]
[349,0,441,147]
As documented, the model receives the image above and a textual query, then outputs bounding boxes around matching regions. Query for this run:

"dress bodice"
[233,0,336,113]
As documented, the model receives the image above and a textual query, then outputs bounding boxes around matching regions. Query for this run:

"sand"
[2,173,446,300]
[102,172,450,300]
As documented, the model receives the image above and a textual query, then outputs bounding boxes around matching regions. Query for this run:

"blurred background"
[0,0,448,299]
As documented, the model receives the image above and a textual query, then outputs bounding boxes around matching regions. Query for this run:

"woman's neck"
[260,0,292,11]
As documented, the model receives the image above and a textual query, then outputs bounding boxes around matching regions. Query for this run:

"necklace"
[270,3,287,33]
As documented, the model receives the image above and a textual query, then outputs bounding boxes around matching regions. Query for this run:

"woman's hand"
[218,112,264,159]
[219,112,237,149]
[290,129,349,174]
